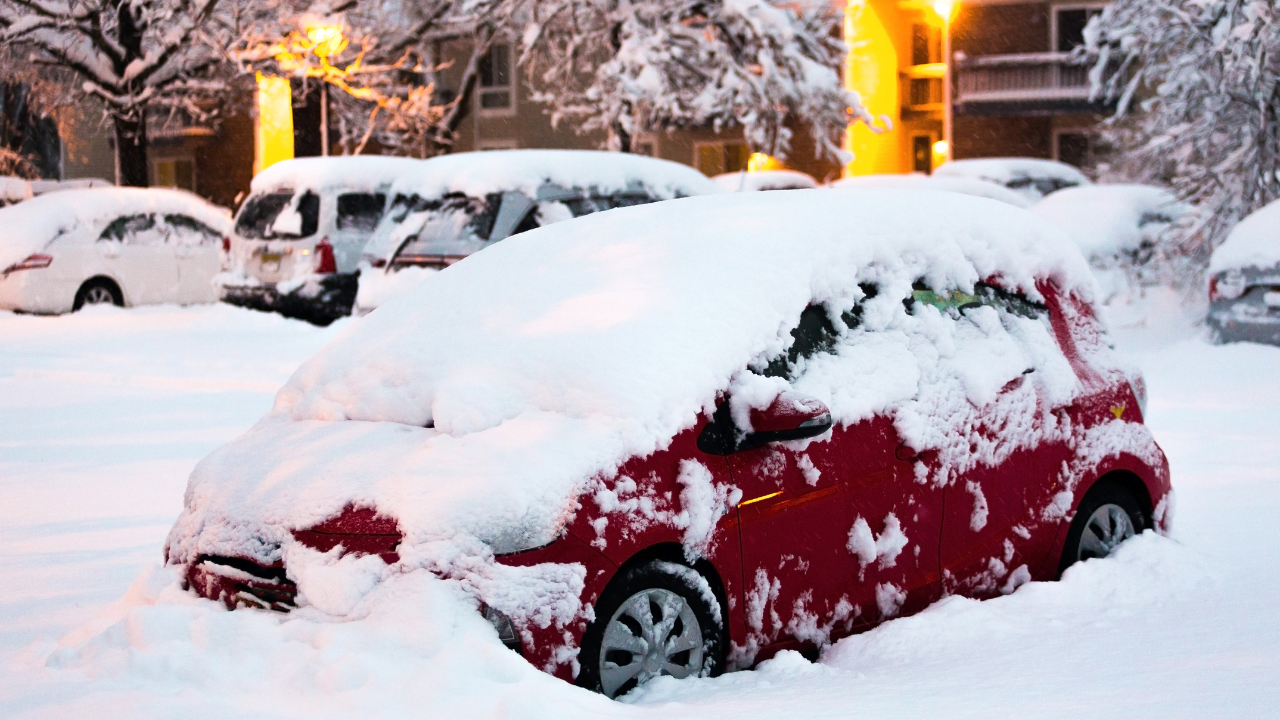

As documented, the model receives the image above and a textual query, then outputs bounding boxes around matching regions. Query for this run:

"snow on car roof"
[167,189,1096,576]
[1210,197,1280,273]
[827,173,1032,208]
[384,149,722,200]
[1,176,33,204]
[1031,184,1190,259]
[933,157,1091,188]
[0,187,233,270]
[712,169,818,192]
[248,156,425,196]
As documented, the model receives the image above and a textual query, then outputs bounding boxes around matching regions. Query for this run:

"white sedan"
[0,187,232,314]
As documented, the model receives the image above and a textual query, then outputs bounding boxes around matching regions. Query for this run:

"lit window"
[154,159,195,191]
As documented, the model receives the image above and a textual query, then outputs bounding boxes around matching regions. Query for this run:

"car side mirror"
[697,390,833,455]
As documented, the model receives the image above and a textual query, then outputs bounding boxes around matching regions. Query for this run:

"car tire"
[1059,481,1147,575]
[577,560,726,699]
[73,278,123,311]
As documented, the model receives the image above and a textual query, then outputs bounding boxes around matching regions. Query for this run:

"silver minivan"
[355,150,721,313]
[219,156,423,324]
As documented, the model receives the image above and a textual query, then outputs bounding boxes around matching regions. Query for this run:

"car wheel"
[1060,482,1146,574]
[577,560,725,699]
[73,278,123,311]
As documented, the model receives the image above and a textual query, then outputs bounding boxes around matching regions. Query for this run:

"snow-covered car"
[168,189,1170,700]
[1,176,113,207]
[1207,198,1280,345]
[1031,184,1192,301]
[828,173,1031,207]
[0,187,232,313]
[218,156,423,325]
[933,158,1091,203]
[354,149,721,313]
[712,169,818,192]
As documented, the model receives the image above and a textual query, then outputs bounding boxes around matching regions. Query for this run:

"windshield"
[388,193,501,262]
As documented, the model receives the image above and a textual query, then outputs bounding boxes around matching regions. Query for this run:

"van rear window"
[235,193,292,239]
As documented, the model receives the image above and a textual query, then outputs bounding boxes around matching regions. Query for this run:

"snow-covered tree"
[0,0,236,186]
[1085,0,1280,284]
[518,0,867,161]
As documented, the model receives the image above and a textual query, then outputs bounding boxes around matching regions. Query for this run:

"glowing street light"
[304,22,346,156]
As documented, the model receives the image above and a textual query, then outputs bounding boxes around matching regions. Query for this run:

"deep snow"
[2,292,1279,718]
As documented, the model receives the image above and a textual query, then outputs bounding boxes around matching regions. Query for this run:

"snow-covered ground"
[2,293,1278,718]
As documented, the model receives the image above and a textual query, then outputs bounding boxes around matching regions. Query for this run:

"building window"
[909,78,944,107]
[478,43,514,112]
[694,141,749,176]
[1055,6,1104,52]
[912,136,934,174]
[1055,131,1091,168]
[911,23,942,66]
[154,158,195,191]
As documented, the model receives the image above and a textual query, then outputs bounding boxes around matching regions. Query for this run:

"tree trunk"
[113,114,148,187]
[611,119,632,153]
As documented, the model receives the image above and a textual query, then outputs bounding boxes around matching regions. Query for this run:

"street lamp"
[305,23,347,156]
[933,0,955,164]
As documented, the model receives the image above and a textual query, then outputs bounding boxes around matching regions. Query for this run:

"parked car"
[354,149,721,313]
[1207,198,1280,345]
[712,169,818,192]
[828,173,1031,207]
[1,176,113,207]
[933,158,1091,203]
[168,189,1170,700]
[218,156,423,325]
[0,187,232,313]
[1032,184,1192,302]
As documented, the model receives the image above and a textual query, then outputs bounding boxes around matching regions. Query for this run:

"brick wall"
[953,115,1052,159]
[953,3,1050,56]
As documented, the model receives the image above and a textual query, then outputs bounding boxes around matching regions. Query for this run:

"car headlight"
[480,603,523,654]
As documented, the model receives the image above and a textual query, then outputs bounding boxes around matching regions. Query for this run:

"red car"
[168,189,1170,700]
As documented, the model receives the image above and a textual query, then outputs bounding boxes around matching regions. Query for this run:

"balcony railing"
[955,52,1097,106]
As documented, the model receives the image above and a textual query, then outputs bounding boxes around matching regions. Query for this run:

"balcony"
[954,52,1115,116]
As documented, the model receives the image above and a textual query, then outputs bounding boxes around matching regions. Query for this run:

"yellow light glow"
[933,0,954,20]
[306,25,347,59]
[747,152,784,172]
[254,73,294,175]
[932,140,949,157]
[843,0,902,176]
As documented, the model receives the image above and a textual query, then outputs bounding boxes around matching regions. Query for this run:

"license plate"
[260,252,282,272]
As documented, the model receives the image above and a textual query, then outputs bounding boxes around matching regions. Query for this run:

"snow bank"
[380,149,721,201]
[827,174,1031,208]
[1210,197,1280,273]
[0,187,233,270]
[1,176,32,204]
[934,157,1090,201]
[249,156,425,195]
[1031,184,1188,259]
[169,190,1095,594]
[712,170,818,192]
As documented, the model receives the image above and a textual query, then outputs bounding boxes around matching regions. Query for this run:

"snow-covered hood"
[1211,197,1280,274]
[827,174,1032,208]
[934,157,1091,191]
[0,187,232,270]
[167,189,1094,568]
[713,170,818,192]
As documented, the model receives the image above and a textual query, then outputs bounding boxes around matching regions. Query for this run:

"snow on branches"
[0,0,232,184]
[520,0,867,161]
[1085,0,1280,285]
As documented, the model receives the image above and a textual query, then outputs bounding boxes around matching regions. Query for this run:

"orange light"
[933,0,954,21]
[932,140,949,156]
[747,152,783,172]
[306,25,347,59]
[738,490,784,507]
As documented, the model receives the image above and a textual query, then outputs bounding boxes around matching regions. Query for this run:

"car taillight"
[1208,276,1220,301]
[3,254,53,274]
[371,258,386,269]
[222,237,231,254]
[314,238,337,274]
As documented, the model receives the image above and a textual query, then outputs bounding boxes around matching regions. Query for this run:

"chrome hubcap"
[599,587,704,698]
[84,286,114,305]
[1077,503,1135,562]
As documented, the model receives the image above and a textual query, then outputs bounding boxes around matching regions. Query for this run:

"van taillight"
[222,237,231,254]
[315,238,337,274]
[3,254,53,274]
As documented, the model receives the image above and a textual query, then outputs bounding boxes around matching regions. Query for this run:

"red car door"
[730,437,859,658]
[938,283,1074,597]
